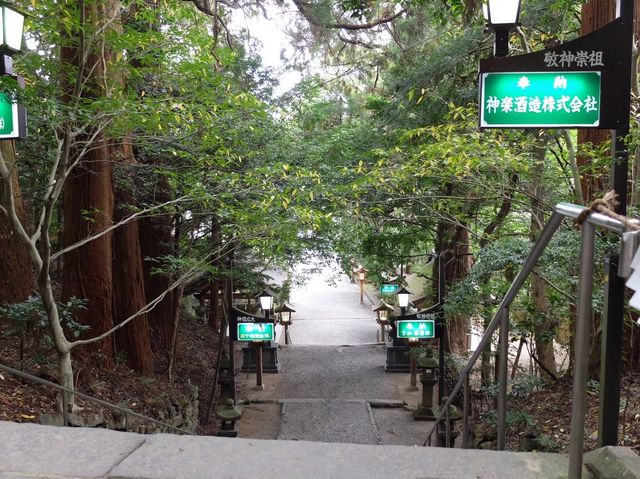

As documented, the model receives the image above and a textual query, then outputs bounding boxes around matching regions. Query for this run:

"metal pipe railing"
[497,307,509,451]
[462,372,470,449]
[0,362,195,435]
[423,202,626,479]
[568,222,596,478]
[423,209,566,446]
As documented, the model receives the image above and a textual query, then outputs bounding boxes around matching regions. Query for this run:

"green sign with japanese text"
[380,284,398,294]
[237,323,274,341]
[397,320,435,339]
[480,72,601,128]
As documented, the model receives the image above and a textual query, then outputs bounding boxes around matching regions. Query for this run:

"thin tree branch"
[291,0,407,31]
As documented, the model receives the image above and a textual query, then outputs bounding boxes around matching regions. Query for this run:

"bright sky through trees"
[230,5,302,95]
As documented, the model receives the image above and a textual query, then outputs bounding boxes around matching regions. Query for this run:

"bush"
[0,295,89,367]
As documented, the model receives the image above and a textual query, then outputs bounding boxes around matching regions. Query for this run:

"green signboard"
[0,93,19,139]
[237,323,274,341]
[397,320,435,339]
[380,283,398,294]
[480,71,601,128]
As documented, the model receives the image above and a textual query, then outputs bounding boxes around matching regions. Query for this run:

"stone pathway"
[237,265,426,446]
[278,400,380,444]
[285,266,378,345]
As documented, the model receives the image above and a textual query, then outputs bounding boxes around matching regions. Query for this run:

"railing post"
[445,397,451,448]
[463,371,470,449]
[61,390,69,427]
[568,221,596,479]
[497,307,509,451]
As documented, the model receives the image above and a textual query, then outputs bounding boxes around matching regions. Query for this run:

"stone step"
[2,420,640,479]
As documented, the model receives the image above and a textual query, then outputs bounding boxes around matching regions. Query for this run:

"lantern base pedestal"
[241,343,280,373]
[384,345,411,373]
[413,405,437,421]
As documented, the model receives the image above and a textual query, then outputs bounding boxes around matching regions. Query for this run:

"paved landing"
[278,400,381,444]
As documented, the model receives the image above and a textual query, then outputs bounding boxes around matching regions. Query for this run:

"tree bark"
[530,136,556,375]
[138,174,177,352]
[0,141,34,305]
[60,0,120,369]
[577,0,617,202]
[436,219,471,354]
[112,140,154,375]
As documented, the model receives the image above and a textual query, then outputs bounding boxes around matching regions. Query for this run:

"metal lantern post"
[373,302,393,343]
[483,0,521,57]
[408,336,420,391]
[255,290,273,389]
[392,286,411,346]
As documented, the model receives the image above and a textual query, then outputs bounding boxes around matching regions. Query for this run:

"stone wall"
[40,383,199,435]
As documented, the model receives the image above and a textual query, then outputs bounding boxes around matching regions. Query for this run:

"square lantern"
[276,303,296,325]
[0,4,24,53]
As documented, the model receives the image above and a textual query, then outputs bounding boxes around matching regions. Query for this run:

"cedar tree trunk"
[0,142,34,305]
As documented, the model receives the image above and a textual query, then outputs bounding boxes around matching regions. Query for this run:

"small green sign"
[397,320,435,339]
[237,323,274,341]
[480,71,601,128]
[380,283,398,294]
[0,93,17,138]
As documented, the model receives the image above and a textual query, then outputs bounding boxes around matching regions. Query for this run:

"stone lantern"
[413,347,439,420]
[215,398,243,437]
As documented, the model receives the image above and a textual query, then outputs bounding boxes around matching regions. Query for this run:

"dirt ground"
[0,315,222,435]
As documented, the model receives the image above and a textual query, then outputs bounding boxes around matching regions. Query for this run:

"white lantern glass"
[2,6,23,52]
[487,0,520,25]
[259,293,273,312]
[280,311,291,325]
[378,309,388,322]
[358,271,366,281]
[397,292,410,308]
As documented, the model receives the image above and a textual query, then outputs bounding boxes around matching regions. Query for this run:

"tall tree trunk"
[530,135,556,375]
[209,217,223,332]
[60,0,120,369]
[62,140,114,368]
[436,220,471,354]
[112,140,154,375]
[579,0,640,377]
[577,0,617,200]
[0,142,34,305]
[138,174,176,352]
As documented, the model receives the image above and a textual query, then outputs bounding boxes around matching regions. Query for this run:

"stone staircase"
[2,420,640,479]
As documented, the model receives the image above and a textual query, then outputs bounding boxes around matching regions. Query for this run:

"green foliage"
[0,296,89,345]
[509,374,544,398]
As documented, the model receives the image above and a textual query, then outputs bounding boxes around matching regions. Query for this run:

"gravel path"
[274,344,403,400]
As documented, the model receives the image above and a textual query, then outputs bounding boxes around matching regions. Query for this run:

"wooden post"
[408,345,419,391]
[255,342,263,389]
